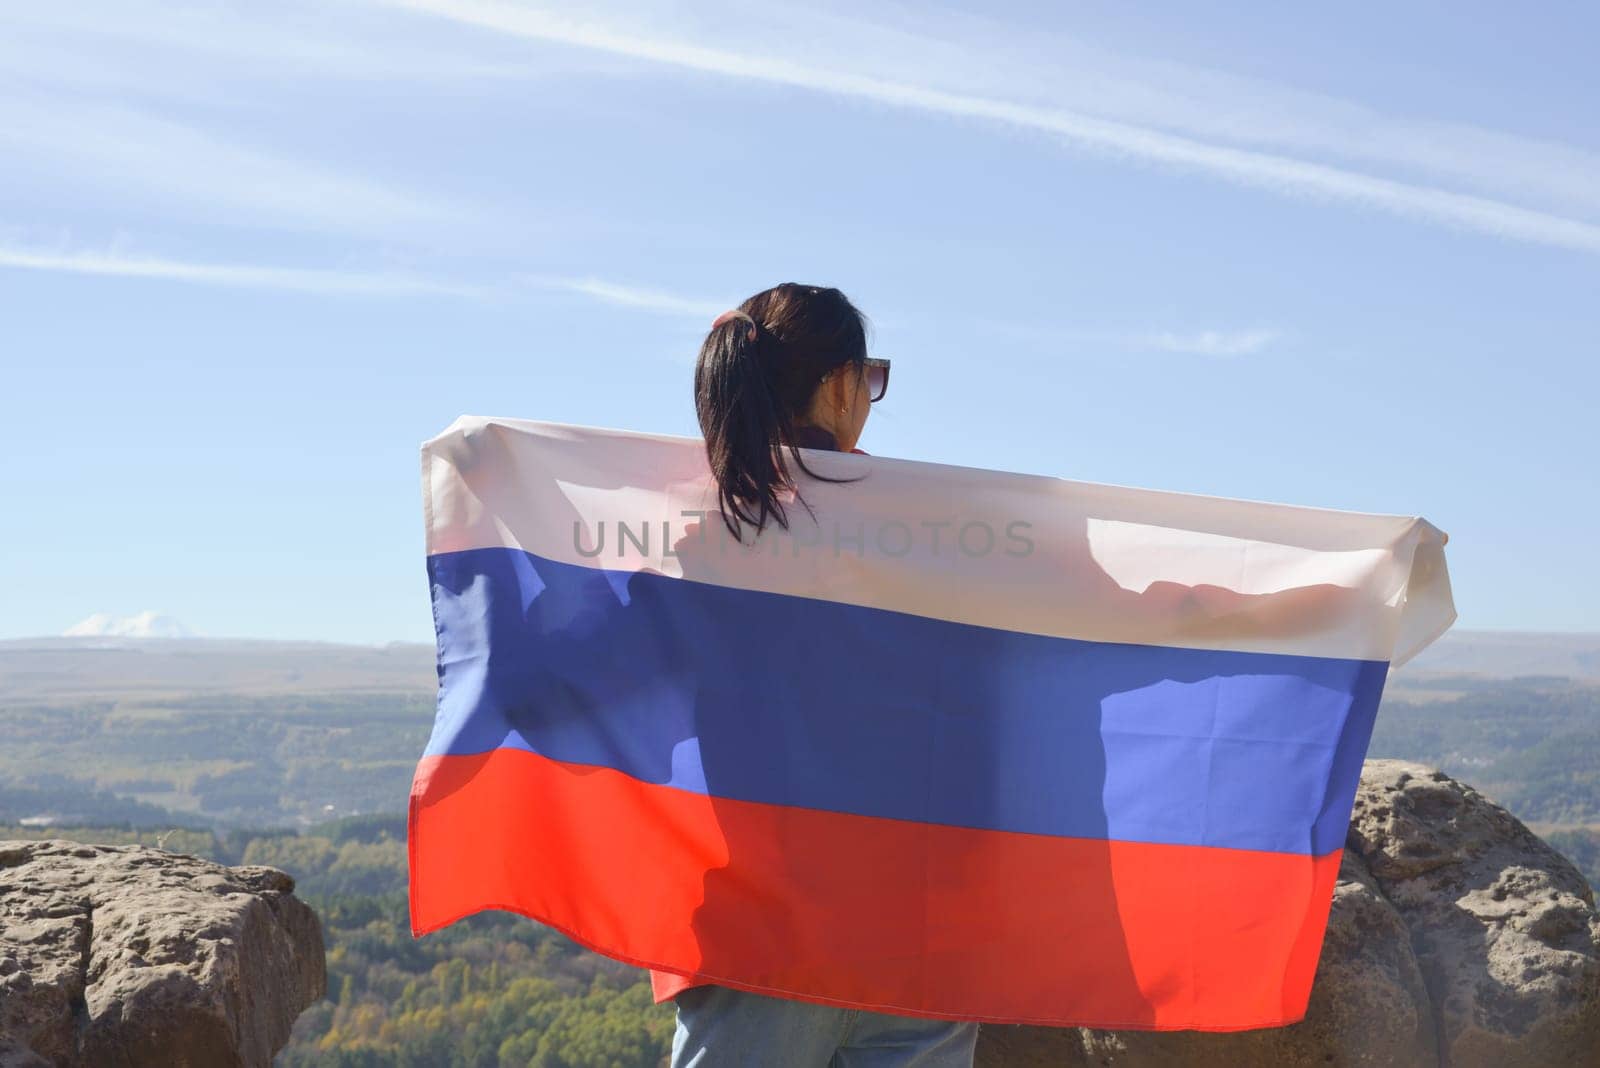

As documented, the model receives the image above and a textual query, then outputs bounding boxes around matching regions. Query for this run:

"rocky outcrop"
[0,841,325,1067]
[976,760,1600,1068]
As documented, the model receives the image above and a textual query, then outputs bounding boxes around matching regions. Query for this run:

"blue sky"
[3,1,1597,642]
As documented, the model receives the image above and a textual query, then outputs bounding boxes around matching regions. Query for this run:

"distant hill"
[2,629,1596,833]
[1393,629,1600,681]
[0,636,435,701]
[4,628,1596,704]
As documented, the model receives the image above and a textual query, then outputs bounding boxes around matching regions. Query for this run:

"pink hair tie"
[713,308,758,342]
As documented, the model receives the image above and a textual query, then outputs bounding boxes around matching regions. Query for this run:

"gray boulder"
[976,759,1600,1067]
[0,840,325,1067]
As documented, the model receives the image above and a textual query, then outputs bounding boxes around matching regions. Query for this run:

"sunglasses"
[862,357,890,402]
[821,357,891,403]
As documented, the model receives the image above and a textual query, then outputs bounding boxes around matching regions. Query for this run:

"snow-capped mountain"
[62,611,195,639]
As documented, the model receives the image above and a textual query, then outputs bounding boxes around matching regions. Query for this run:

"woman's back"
[658,283,977,1067]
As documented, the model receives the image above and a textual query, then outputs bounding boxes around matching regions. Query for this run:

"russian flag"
[407,416,1455,1031]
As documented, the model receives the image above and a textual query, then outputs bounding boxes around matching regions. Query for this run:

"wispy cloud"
[5,242,1273,361]
[373,0,1600,255]
[977,318,1285,358]
[0,92,466,238]
[0,244,484,297]
[0,3,607,89]
[1139,329,1281,358]
[20,1,1596,254]
[520,274,725,317]
[0,103,463,244]
[754,4,1600,223]
[0,244,737,317]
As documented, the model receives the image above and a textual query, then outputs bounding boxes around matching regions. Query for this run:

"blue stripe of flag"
[426,546,1387,856]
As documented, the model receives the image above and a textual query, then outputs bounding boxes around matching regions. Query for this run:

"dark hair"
[694,282,870,542]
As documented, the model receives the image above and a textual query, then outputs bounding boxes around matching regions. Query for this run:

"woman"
[655,282,979,1067]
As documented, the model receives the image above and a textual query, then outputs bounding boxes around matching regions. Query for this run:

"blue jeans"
[669,984,979,1067]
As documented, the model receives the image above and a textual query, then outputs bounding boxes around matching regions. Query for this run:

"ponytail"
[693,283,869,542]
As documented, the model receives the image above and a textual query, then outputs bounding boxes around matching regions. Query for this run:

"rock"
[1350,761,1600,1067]
[975,760,1600,1068]
[0,840,325,1067]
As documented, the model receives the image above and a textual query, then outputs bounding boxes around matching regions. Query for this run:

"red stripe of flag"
[409,746,1340,1029]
